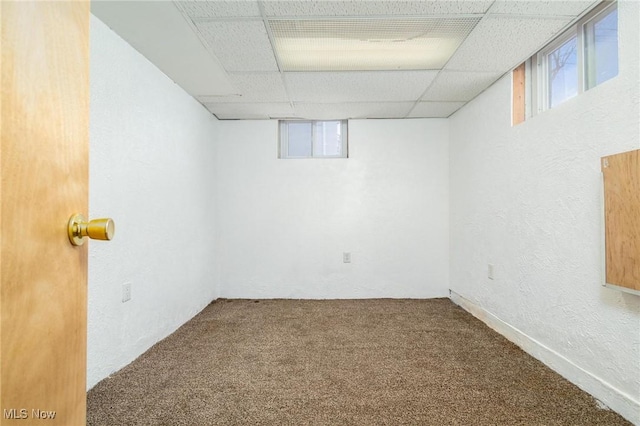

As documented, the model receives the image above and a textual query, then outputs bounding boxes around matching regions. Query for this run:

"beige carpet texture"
[87,299,630,425]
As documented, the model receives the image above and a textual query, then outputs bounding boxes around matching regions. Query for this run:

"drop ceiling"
[92,0,599,120]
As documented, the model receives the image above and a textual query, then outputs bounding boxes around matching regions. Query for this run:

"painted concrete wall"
[448,1,640,423]
[88,15,219,389]
[216,119,449,299]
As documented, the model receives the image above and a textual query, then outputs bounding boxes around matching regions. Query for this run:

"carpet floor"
[87,299,630,425]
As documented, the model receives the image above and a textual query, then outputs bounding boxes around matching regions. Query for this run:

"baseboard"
[450,290,640,426]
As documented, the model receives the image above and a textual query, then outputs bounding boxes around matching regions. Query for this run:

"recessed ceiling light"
[269,18,480,72]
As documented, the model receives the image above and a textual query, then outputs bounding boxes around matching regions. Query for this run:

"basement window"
[536,1,618,112]
[279,120,348,159]
[584,2,618,89]
[515,1,618,121]
[542,32,579,109]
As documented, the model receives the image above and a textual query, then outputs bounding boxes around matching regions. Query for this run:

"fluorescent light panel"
[270,18,481,71]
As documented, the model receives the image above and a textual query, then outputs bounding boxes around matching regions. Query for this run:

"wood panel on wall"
[512,63,526,126]
[601,149,640,292]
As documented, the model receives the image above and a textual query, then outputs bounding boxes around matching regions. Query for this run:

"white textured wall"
[217,119,449,299]
[88,15,219,389]
[449,1,640,423]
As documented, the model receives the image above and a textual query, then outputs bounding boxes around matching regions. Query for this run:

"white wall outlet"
[343,252,351,263]
[122,282,132,303]
[488,264,495,280]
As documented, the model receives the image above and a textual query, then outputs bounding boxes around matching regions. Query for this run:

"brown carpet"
[87,299,630,425]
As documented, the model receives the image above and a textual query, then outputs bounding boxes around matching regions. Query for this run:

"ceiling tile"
[196,20,279,71]
[198,73,288,103]
[94,0,600,121]
[270,17,480,71]
[490,1,596,16]
[204,102,294,120]
[177,1,261,18]
[422,71,501,102]
[285,71,438,103]
[91,1,237,97]
[263,1,493,16]
[293,102,414,120]
[408,101,466,118]
[444,16,572,73]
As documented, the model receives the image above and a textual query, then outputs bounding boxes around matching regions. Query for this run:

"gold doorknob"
[68,214,115,246]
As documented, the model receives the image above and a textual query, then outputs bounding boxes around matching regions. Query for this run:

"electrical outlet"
[343,252,351,263]
[122,283,132,303]
[488,264,495,280]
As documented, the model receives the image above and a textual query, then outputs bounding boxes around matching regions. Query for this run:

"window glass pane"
[312,121,342,157]
[586,5,618,89]
[547,35,578,108]
[287,122,312,157]
[279,120,347,159]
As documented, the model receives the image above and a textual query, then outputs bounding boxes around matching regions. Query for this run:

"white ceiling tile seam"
[94,1,605,119]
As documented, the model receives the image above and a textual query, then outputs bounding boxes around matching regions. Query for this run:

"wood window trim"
[512,62,526,126]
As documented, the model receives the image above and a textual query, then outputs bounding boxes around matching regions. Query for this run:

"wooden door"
[1,1,89,425]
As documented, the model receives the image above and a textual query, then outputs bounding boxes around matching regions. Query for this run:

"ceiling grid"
[96,0,602,120]
[257,0,297,117]
[406,0,499,117]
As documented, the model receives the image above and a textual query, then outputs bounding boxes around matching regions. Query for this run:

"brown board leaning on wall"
[601,149,640,292]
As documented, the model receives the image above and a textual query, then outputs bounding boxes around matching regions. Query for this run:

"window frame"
[279,120,348,159]
[534,27,581,113]
[532,0,618,114]
[583,1,619,90]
